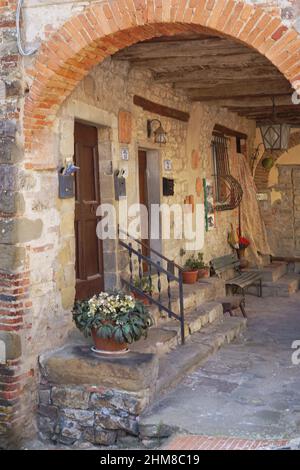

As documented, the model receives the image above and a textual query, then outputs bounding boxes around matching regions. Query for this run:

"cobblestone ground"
[147,293,300,441]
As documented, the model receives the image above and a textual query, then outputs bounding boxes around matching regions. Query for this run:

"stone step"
[148,278,226,325]
[246,262,287,283]
[130,328,179,356]
[154,316,246,398]
[247,273,300,297]
[133,301,224,357]
[159,301,224,336]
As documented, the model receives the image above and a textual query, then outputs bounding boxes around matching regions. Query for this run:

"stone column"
[0,1,35,448]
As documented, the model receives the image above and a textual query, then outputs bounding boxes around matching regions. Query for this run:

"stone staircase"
[131,277,246,397]
[37,277,247,448]
[246,261,300,297]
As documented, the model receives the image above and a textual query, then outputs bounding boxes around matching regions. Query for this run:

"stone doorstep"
[246,273,300,297]
[39,346,159,393]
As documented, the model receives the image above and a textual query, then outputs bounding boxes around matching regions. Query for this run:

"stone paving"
[164,435,289,450]
[141,293,300,441]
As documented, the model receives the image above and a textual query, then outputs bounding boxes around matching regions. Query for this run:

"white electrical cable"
[16,0,38,56]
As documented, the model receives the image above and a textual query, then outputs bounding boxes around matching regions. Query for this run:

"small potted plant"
[182,255,200,284]
[237,235,250,268]
[131,276,153,305]
[195,252,210,279]
[73,291,153,355]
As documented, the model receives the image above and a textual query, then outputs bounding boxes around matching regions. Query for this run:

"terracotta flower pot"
[237,249,249,269]
[198,268,210,279]
[182,270,198,284]
[91,328,128,353]
[131,291,151,305]
[237,248,246,258]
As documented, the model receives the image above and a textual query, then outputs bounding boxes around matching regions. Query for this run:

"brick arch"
[254,131,300,191]
[25,0,300,150]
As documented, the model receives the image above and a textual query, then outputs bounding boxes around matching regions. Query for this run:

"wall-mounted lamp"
[147,119,167,145]
[259,97,291,151]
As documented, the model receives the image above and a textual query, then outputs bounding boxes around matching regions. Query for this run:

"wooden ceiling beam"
[126,53,269,69]
[133,95,190,122]
[114,38,250,60]
[188,82,293,99]
[230,105,300,115]
[154,68,282,84]
[174,78,288,90]
[202,95,294,108]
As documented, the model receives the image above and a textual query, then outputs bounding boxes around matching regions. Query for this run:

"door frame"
[64,101,119,292]
[137,147,163,260]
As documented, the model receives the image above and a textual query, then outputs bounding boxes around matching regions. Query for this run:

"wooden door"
[74,122,104,300]
[138,150,150,267]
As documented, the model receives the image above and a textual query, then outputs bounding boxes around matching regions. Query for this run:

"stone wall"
[38,384,143,447]
[259,164,300,257]
[0,0,36,448]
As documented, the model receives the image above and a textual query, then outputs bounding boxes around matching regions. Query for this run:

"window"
[211,133,243,212]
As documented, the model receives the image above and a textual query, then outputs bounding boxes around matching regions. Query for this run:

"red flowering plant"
[239,236,250,250]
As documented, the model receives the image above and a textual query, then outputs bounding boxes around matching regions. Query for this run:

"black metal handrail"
[118,229,185,344]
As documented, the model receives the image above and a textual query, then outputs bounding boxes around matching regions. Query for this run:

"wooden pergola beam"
[133,95,190,122]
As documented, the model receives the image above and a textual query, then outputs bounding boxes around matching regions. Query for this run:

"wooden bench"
[210,253,263,298]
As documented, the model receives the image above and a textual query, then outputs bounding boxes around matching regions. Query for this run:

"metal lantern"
[259,97,291,151]
[147,119,167,145]
[260,123,290,151]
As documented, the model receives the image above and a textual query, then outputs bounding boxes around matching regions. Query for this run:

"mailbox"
[163,177,174,196]
[58,172,75,199]
[114,169,127,200]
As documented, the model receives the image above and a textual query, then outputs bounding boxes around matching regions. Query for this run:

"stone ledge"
[39,345,159,393]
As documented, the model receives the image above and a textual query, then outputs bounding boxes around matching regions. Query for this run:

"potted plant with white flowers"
[72,291,153,355]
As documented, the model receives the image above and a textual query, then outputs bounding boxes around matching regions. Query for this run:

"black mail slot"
[58,173,75,199]
[163,177,174,196]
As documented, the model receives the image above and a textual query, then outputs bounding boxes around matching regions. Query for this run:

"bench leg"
[240,301,247,318]
[259,279,262,297]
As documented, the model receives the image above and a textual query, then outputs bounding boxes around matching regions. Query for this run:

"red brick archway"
[25,0,300,151]
[254,131,300,191]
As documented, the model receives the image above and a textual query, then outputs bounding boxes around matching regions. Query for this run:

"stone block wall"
[0,1,37,448]
[260,165,300,257]
[38,383,144,447]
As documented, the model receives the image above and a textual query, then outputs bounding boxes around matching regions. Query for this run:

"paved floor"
[142,293,300,441]
[164,435,289,450]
